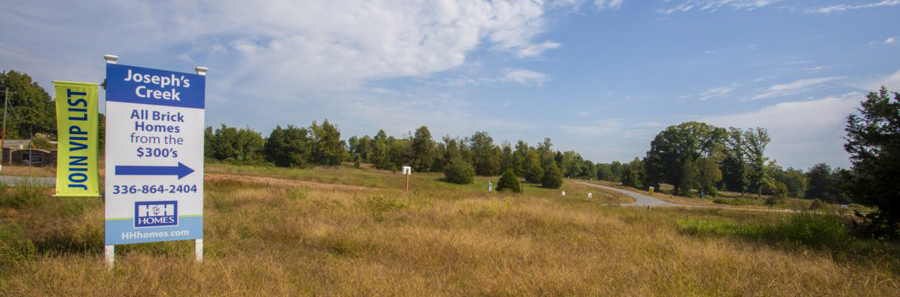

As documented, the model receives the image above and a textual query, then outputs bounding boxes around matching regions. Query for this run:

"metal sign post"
[102,54,206,268]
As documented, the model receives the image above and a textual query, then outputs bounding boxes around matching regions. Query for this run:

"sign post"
[103,54,206,268]
[402,166,412,191]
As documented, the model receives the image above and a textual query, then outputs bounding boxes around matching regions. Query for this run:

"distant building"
[2,139,57,166]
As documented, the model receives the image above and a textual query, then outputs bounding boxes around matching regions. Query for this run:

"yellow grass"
[0,165,55,177]
[0,165,897,296]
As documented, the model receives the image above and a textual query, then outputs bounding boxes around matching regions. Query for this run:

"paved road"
[578,182,679,207]
[0,175,55,186]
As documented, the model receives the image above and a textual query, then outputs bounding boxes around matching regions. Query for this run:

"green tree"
[500,142,514,173]
[678,159,699,197]
[523,149,544,183]
[208,124,265,163]
[621,158,645,189]
[309,120,346,166]
[774,167,807,198]
[537,138,555,166]
[541,162,564,188]
[512,141,529,177]
[805,163,846,203]
[411,126,436,172]
[696,157,722,198]
[561,151,581,178]
[388,137,410,171]
[0,70,56,139]
[204,126,214,159]
[264,125,313,167]
[644,122,725,194]
[469,131,501,176]
[497,169,522,193]
[843,87,900,232]
[371,130,392,169]
[596,163,613,181]
[743,127,771,197]
[844,88,900,211]
[609,161,623,181]
[443,157,475,184]
[721,128,749,195]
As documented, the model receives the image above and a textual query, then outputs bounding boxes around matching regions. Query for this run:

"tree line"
[204,124,571,188]
[203,120,849,203]
[606,122,848,203]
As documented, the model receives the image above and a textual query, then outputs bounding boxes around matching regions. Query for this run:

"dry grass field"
[0,165,55,177]
[1,164,898,296]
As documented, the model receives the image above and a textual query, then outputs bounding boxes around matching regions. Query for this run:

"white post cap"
[104,54,119,64]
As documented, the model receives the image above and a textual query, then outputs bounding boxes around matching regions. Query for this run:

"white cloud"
[749,76,845,100]
[517,41,562,58]
[753,75,778,83]
[502,68,550,86]
[704,94,861,169]
[562,119,624,137]
[885,37,897,44]
[576,108,606,117]
[805,66,826,72]
[661,0,774,14]
[697,83,739,100]
[0,0,574,140]
[0,0,563,93]
[807,0,900,14]
[864,69,900,91]
[594,0,625,10]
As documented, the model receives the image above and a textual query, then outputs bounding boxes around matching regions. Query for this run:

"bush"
[497,169,522,193]
[0,224,36,267]
[443,158,475,184]
[809,199,825,210]
[765,196,785,207]
[851,211,900,240]
[541,163,563,189]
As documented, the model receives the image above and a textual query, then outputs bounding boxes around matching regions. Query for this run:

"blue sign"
[106,64,205,109]
[105,61,205,246]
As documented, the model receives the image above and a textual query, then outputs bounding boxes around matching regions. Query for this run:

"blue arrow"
[115,162,194,179]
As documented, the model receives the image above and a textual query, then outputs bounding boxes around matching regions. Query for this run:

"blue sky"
[2,0,899,170]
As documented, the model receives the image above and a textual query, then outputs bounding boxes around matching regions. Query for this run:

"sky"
[2,0,899,170]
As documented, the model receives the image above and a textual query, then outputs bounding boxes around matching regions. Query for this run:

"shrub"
[0,224,36,267]
[541,163,563,189]
[765,196,784,207]
[497,169,522,193]
[809,199,825,210]
[443,158,475,184]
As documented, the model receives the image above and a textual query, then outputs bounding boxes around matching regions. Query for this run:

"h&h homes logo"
[134,201,178,228]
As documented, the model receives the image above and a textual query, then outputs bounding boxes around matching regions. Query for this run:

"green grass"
[676,212,898,259]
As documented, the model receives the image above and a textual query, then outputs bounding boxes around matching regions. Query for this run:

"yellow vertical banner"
[54,81,100,197]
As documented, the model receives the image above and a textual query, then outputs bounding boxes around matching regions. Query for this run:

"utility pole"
[2,88,13,165]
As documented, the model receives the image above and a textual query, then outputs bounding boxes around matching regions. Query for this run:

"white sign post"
[402,166,412,191]
[103,55,206,268]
